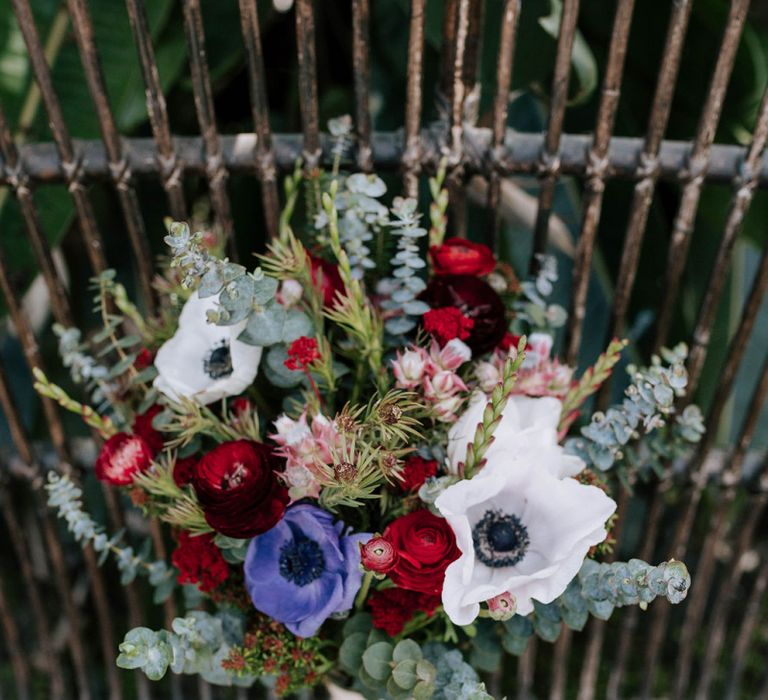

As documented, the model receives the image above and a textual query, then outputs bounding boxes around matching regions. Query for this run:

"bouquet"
[37,137,704,697]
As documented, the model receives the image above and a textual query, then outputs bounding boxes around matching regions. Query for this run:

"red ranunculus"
[132,405,164,454]
[430,237,496,276]
[382,510,460,595]
[192,439,289,539]
[173,454,198,487]
[172,531,230,593]
[368,588,441,636]
[360,536,398,574]
[95,432,154,486]
[309,255,345,308]
[398,455,438,493]
[420,274,507,355]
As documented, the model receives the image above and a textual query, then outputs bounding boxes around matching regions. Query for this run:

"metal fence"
[0,0,767,698]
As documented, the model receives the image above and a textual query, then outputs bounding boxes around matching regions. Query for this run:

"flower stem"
[355,570,374,610]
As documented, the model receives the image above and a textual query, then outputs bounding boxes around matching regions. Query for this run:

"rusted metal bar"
[294,0,321,170]
[565,0,635,366]
[439,0,459,107]
[487,0,521,249]
[641,352,768,699]
[181,0,235,255]
[548,627,571,700]
[685,86,768,395]
[124,0,188,222]
[11,0,109,275]
[351,0,373,172]
[447,0,471,165]
[0,570,30,700]
[516,637,537,700]
[604,0,692,347]
[531,0,580,270]
[653,0,751,352]
[6,129,768,187]
[237,0,280,240]
[0,106,73,328]
[724,506,768,700]
[64,0,156,312]
[402,0,426,199]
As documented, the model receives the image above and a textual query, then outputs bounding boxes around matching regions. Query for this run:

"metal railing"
[0,0,767,698]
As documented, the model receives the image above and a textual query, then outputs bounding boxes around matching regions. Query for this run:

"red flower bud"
[430,237,496,276]
[360,536,398,573]
[95,432,153,486]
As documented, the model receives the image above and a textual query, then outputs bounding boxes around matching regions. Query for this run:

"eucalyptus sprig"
[462,337,527,479]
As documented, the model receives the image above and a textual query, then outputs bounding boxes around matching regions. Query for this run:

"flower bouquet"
[37,142,704,697]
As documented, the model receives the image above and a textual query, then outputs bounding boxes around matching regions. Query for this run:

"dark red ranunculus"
[382,510,460,595]
[132,405,164,454]
[360,536,398,574]
[309,255,345,308]
[172,531,230,593]
[192,439,289,539]
[368,588,441,636]
[95,432,154,485]
[398,455,439,493]
[430,237,496,276]
[173,454,199,487]
[420,274,507,355]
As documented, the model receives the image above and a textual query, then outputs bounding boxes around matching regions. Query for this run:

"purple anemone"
[243,503,371,637]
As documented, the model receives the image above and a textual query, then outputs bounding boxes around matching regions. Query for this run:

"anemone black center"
[204,341,233,379]
[279,536,326,587]
[473,509,529,568]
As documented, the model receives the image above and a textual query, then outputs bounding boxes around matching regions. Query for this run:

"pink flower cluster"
[392,338,472,423]
[270,412,340,501]
[474,332,574,398]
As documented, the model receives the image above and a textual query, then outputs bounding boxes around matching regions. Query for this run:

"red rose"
[360,537,398,574]
[95,432,153,485]
[368,588,441,636]
[192,439,289,539]
[430,237,496,276]
[420,274,507,355]
[309,255,345,308]
[398,455,438,493]
[172,531,229,593]
[382,510,460,595]
[132,405,164,454]
[422,307,474,346]
[173,454,198,487]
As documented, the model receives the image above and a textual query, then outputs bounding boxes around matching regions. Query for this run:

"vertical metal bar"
[0,571,30,700]
[0,106,73,328]
[516,637,537,700]
[549,628,571,700]
[11,0,109,276]
[180,0,236,255]
[685,86,768,394]
[64,0,156,312]
[124,0,188,221]
[351,0,373,172]
[438,0,459,106]
[653,0,751,352]
[237,0,280,240]
[565,0,635,366]
[294,0,321,170]
[446,0,471,164]
[402,0,425,199]
[530,0,580,270]
[604,0,693,343]
[487,0,521,250]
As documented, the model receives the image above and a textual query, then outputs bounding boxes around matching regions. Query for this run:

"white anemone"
[153,292,262,405]
[446,393,583,478]
[436,456,615,624]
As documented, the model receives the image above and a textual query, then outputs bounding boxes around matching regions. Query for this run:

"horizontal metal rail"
[3,128,765,188]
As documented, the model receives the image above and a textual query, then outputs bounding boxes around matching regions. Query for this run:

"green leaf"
[361,641,394,682]
[412,680,435,700]
[338,632,367,674]
[238,302,286,346]
[391,659,418,689]
[392,638,422,664]
[281,308,314,343]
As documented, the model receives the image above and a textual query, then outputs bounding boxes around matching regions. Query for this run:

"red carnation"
[309,255,345,308]
[192,440,289,539]
[95,432,153,486]
[173,454,198,487]
[398,455,438,493]
[368,588,441,636]
[420,274,508,355]
[131,405,164,454]
[172,531,229,593]
[381,510,460,595]
[284,336,320,371]
[422,307,474,346]
[430,237,496,276]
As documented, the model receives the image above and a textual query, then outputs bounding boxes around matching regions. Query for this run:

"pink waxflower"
[392,347,431,389]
